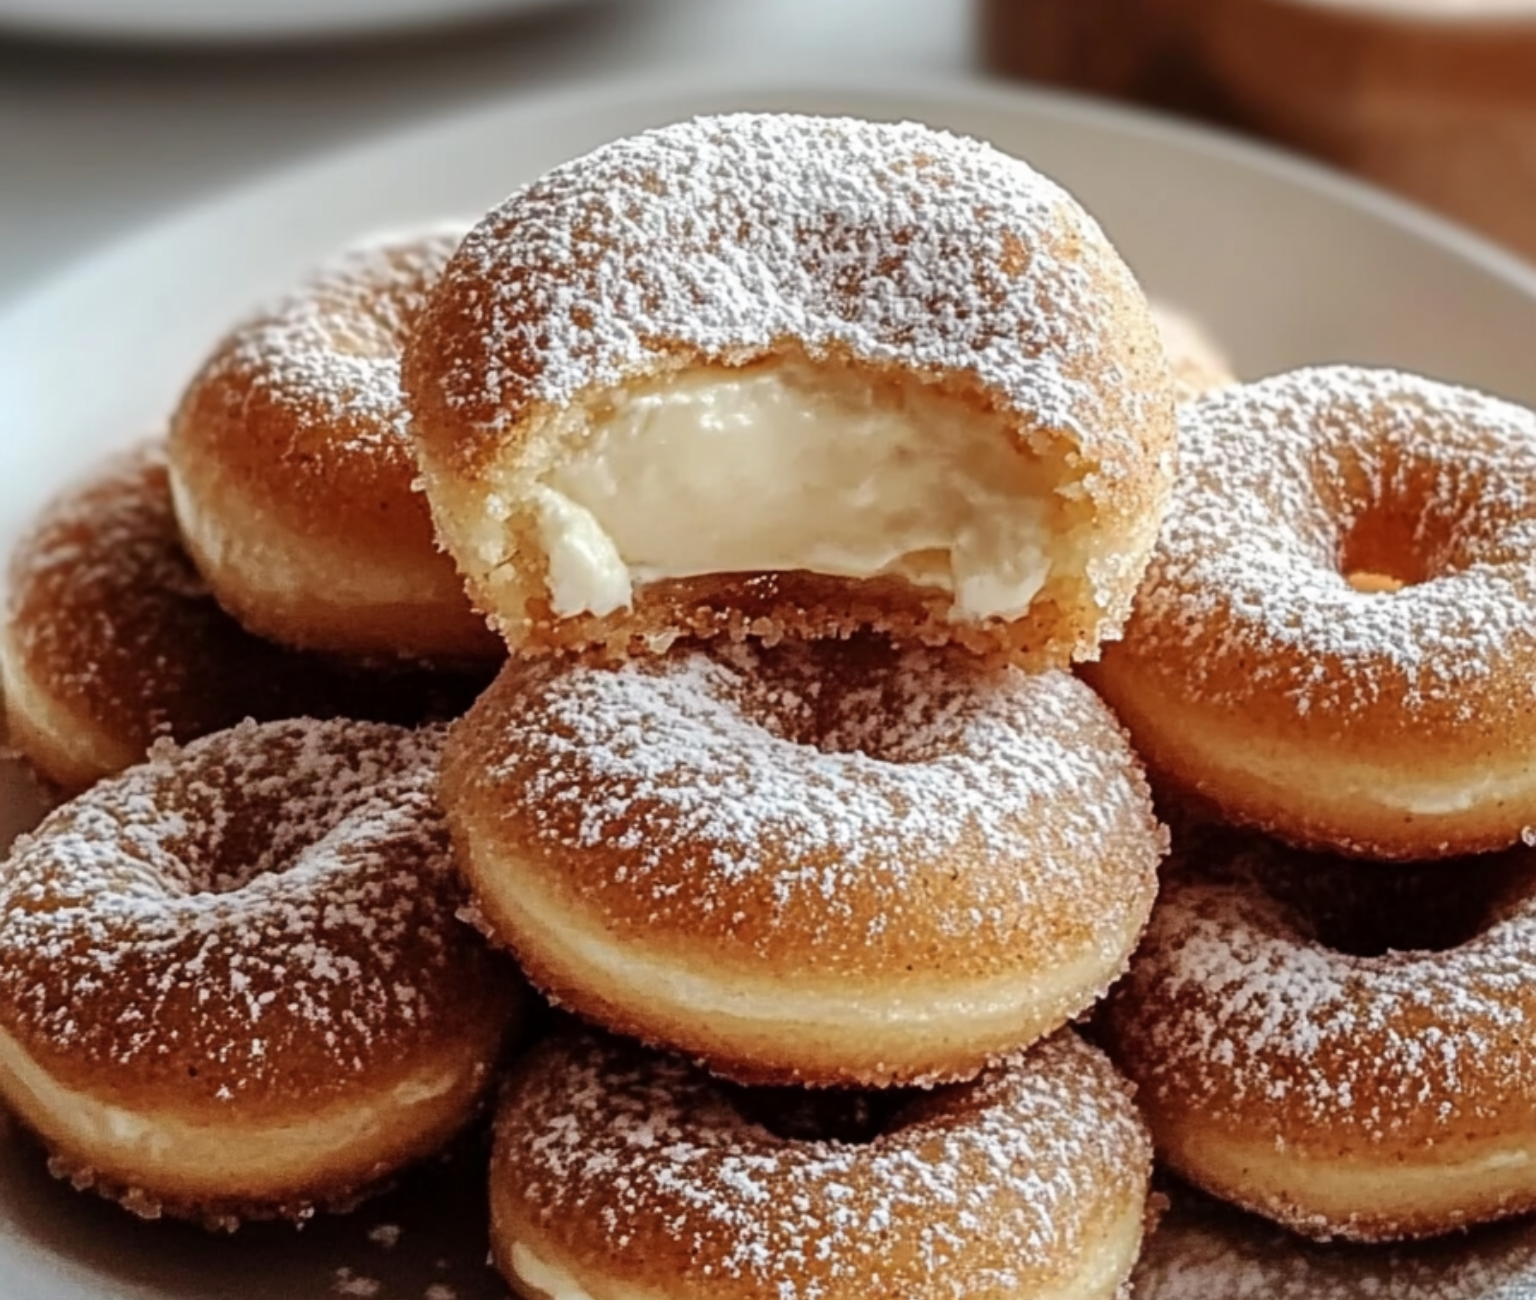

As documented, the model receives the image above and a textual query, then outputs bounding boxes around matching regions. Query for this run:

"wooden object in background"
[980,0,1536,260]
[980,0,1226,114]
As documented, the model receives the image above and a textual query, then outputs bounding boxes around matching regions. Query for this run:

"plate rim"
[0,0,581,43]
[4,65,1536,332]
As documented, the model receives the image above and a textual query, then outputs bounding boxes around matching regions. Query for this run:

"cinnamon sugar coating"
[169,228,501,662]
[1,443,494,794]
[491,1029,1153,1300]
[405,112,1176,666]
[0,718,523,1225]
[442,635,1165,1086]
[1088,366,1536,859]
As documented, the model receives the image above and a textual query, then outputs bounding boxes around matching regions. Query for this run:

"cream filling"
[529,364,1062,621]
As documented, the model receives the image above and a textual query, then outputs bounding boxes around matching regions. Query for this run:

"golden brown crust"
[1,443,499,794]
[405,114,1175,665]
[490,1029,1153,1300]
[168,229,501,662]
[489,566,1109,672]
[1088,365,1536,860]
[442,636,1165,1085]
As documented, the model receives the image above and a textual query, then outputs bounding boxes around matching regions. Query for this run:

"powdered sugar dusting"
[0,718,477,1097]
[418,113,1169,494]
[6,444,324,767]
[448,637,1163,968]
[496,1030,1149,1298]
[332,1267,382,1297]
[1124,366,1536,719]
[1105,837,1536,1143]
[197,226,465,453]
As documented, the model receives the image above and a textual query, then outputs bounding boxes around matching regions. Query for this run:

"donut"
[441,634,1165,1087]
[0,717,524,1227]
[168,228,502,663]
[1149,300,1236,402]
[404,112,1176,669]
[490,1028,1154,1300]
[1,442,496,794]
[1100,830,1536,1242]
[1086,365,1536,860]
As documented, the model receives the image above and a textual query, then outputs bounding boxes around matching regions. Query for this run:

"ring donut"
[405,112,1176,668]
[490,1028,1154,1300]
[169,229,501,663]
[0,717,523,1227]
[1088,365,1536,859]
[441,634,1164,1086]
[1101,831,1536,1242]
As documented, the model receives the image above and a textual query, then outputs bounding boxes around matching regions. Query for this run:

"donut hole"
[1268,853,1520,957]
[723,637,991,765]
[1338,502,1435,595]
[155,739,411,897]
[727,1081,912,1145]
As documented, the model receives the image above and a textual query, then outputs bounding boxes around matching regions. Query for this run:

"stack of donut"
[0,229,523,1226]
[397,111,1186,1300]
[9,101,1520,1295]
[0,109,1189,1288]
[0,111,1188,1292]
[2,226,505,797]
[1087,365,1536,1245]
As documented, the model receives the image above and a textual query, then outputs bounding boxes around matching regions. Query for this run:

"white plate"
[4,71,1536,1299]
[0,0,585,43]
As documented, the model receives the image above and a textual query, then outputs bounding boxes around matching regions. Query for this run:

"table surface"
[0,0,972,303]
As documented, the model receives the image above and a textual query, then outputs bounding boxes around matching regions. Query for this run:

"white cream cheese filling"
[528,362,1061,620]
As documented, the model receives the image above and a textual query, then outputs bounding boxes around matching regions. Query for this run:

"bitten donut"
[1101,833,1536,1242]
[1,443,496,794]
[169,228,502,662]
[1149,301,1236,402]
[406,112,1176,668]
[491,1029,1154,1300]
[442,635,1165,1087]
[1087,365,1536,859]
[0,718,523,1227]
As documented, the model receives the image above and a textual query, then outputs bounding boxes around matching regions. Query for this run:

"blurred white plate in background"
[0,0,588,42]
[1,71,1536,1298]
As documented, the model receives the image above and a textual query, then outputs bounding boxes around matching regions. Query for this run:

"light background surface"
[0,0,970,298]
